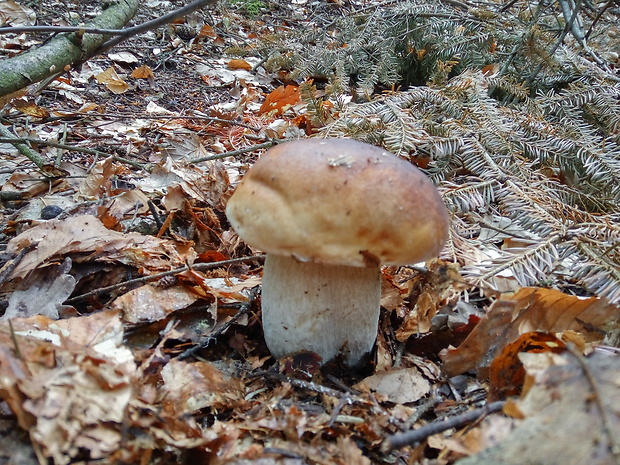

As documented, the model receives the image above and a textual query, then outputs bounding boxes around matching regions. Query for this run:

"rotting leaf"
[2,257,76,320]
[441,287,619,377]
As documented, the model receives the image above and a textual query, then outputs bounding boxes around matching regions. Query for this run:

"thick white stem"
[261,254,381,366]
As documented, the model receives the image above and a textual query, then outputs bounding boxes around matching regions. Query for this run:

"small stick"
[383,401,506,451]
[189,141,278,164]
[0,245,34,287]
[65,255,264,304]
[177,288,258,360]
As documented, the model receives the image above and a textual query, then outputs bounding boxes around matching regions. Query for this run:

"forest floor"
[0,0,619,464]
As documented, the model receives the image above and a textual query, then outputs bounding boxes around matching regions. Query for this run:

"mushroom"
[225,138,449,365]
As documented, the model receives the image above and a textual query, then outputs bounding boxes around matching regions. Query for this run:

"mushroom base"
[261,254,381,366]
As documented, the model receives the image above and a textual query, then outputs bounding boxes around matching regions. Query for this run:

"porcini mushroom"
[225,138,449,365]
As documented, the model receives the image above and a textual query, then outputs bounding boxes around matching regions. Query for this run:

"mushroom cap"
[226,138,449,267]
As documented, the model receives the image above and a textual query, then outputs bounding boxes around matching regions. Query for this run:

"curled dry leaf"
[111,284,203,324]
[355,368,431,404]
[3,257,76,320]
[2,215,194,284]
[0,311,134,465]
[94,67,129,94]
[441,287,619,377]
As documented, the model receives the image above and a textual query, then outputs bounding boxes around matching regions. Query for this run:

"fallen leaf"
[108,51,139,64]
[111,284,203,324]
[131,64,155,79]
[487,331,566,399]
[355,368,431,404]
[160,359,245,414]
[2,215,194,283]
[455,352,620,465]
[441,287,619,377]
[94,67,129,94]
[259,85,300,116]
[227,58,252,71]
[0,311,135,465]
[3,257,75,320]
[198,23,217,38]
[12,99,49,118]
[0,0,36,26]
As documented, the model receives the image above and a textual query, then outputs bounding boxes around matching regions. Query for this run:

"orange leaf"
[131,64,154,79]
[227,59,252,71]
[440,287,618,377]
[199,24,217,38]
[259,85,300,116]
[488,331,566,400]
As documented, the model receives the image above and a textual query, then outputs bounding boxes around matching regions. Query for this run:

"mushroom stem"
[261,254,381,366]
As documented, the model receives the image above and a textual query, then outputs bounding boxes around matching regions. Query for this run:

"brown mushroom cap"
[226,138,449,267]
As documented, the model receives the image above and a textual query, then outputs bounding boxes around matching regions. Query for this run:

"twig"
[88,0,218,59]
[189,140,279,164]
[0,25,130,35]
[250,369,364,403]
[0,137,148,170]
[0,245,34,287]
[383,401,506,451]
[8,320,23,360]
[177,288,258,360]
[585,0,615,39]
[0,124,47,169]
[65,255,265,304]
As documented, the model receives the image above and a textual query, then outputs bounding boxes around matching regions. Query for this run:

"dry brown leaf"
[94,67,129,94]
[355,368,431,404]
[455,352,620,465]
[0,311,134,465]
[0,0,36,26]
[198,23,217,38]
[441,287,619,377]
[160,359,245,414]
[12,99,49,118]
[130,64,155,79]
[487,331,566,399]
[111,284,203,324]
[2,215,194,283]
[3,257,75,320]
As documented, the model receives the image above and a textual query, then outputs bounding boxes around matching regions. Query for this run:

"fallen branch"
[0,0,139,97]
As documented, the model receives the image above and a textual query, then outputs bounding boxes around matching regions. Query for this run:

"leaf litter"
[0,0,619,464]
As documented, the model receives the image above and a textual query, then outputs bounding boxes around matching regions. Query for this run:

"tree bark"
[0,0,139,97]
